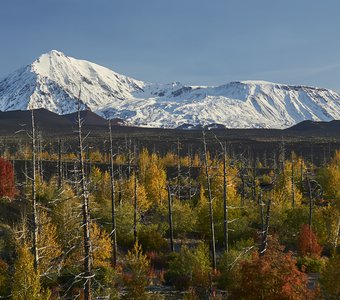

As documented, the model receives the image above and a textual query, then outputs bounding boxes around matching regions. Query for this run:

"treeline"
[0,117,339,299]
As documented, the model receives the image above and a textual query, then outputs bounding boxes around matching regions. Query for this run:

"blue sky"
[1,0,340,91]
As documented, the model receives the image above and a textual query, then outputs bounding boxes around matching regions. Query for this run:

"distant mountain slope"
[0,108,73,132]
[1,50,340,128]
[0,108,121,134]
[1,109,340,137]
[63,110,108,126]
[287,119,340,132]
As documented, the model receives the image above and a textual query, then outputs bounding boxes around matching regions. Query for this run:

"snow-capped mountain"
[1,50,340,128]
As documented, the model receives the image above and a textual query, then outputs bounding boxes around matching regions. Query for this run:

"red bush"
[0,157,16,199]
[297,224,322,257]
[234,237,316,299]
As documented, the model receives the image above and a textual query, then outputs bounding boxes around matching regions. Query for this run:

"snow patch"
[1,50,340,129]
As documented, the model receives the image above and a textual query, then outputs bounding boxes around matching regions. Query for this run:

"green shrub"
[278,207,309,249]
[92,266,118,300]
[122,242,150,299]
[217,238,255,290]
[297,256,326,273]
[138,225,168,253]
[320,254,340,299]
[164,243,212,297]
[0,259,10,297]
[116,204,137,248]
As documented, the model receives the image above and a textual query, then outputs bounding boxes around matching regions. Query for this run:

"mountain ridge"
[1,50,340,129]
[1,108,340,137]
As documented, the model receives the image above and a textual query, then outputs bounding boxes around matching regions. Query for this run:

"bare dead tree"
[272,151,277,199]
[187,144,193,202]
[77,88,93,300]
[57,138,63,189]
[223,141,229,253]
[252,157,257,202]
[167,186,174,252]
[291,152,295,208]
[310,145,314,171]
[300,159,304,188]
[306,175,322,255]
[202,132,216,270]
[177,138,181,200]
[31,108,39,271]
[263,149,268,168]
[24,158,28,191]
[259,198,272,256]
[126,136,132,178]
[38,134,44,181]
[323,146,327,166]
[108,120,117,267]
[239,160,246,207]
[73,160,79,191]
[333,216,340,254]
[63,160,68,183]
[307,176,313,230]
[280,137,285,181]
[259,190,265,237]
[133,144,138,244]
[273,151,277,174]
[118,164,123,206]
[307,176,323,229]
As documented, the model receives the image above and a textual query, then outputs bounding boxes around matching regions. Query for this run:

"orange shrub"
[0,157,16,199]
[297,224,323,257]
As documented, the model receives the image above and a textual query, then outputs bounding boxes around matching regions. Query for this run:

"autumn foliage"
[320,254,340,299]
[297,224,323,257]
[233,237,315,300]
[122,242,151,299]
[0,157,16,199]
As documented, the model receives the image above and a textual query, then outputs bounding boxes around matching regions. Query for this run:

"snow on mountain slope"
[1,50,340,128]
[0,50,145,114]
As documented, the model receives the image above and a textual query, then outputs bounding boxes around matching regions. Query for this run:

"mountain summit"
[1,50,340,128]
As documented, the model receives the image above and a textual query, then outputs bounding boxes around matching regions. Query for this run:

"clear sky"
[1,0,340,91]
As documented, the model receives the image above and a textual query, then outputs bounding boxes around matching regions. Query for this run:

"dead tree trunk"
[77,91,92,300]
[167,186,174,252]
[310,145,314,171]
[259,191,264,235]
[307,177,313,229]
[223,142,229,252]
[203,132,217,270]
[64,160,68,182]
[73,161,79,191]
[323,146,327,166]
[177,139,181,201]
[57,138,63,189]
[24,159,28,191]
[31,109,39,271]
[118,164,123,206]
[280,137,285,181]
[259,198,271,256]
[108,120,117,267]
[38,136,44,181]
[188,145,193,202]
[263,150,267,168]
[300,159,304,188]
[291,152,295,208]
[133,144,138,244]
[126,137,132,178]
[240,160,246,207]
[333,216,340,254]
[252,158,257,202]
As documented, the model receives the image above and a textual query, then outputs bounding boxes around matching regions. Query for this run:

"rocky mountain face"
[1,50,340,128]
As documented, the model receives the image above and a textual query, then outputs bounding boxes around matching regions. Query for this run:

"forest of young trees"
[0,110,339,299]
